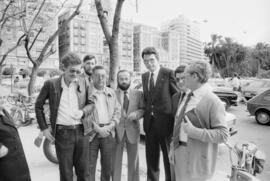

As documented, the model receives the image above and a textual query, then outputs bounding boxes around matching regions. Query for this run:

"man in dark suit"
[0,106,31,181]
[141,47,179,181]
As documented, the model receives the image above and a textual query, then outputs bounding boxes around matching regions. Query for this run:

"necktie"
[172,92,193,150]
[123,91,129,113]
[149,72,154,92]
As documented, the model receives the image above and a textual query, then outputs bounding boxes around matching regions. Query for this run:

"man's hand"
[0,145,8,158]
[127,112,137,121]
[182,116,195,135]
[43,128,55,143]
[71,110,84,120]
[168,148,175,165]
[96,126,110,138]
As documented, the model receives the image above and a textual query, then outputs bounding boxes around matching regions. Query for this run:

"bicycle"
[7,92,37,128]
[226,142,266,181]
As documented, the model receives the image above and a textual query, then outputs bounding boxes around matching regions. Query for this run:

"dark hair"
[61,52,81,69]
[174,64,187,76]
[83,54,96,63]
[141,47,159,60]
[92,65,106,74]
[117,69,132,79]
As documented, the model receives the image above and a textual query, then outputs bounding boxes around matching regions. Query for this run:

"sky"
[121,0,270,46]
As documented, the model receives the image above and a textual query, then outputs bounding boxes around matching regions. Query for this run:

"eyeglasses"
[69,69,82,74]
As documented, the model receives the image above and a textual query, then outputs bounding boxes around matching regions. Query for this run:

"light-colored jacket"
[84,86,121,142]
[115,88,144,144]
[185,91,229,180]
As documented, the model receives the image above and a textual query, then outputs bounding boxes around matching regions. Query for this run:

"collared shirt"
[176,84,211,140]
[148,66,160,88]
[92,87,110,124]
[119,88,130,106]
[56,77,81,125]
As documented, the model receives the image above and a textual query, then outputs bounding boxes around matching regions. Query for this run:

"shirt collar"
[149,66,160,76]
[93,86,112,97]
[192,84,210,98]
[61,77,78,88]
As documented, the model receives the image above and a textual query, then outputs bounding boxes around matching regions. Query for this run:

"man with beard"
[82,54,96,83]
[112,70,145,181]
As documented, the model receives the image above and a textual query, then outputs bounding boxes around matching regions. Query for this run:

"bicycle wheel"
[10,108,24,128]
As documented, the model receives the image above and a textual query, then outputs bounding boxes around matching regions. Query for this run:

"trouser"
[112,132,140,181]
[89,134,116,181]
[145,117,173,181]
[55,125,90,181]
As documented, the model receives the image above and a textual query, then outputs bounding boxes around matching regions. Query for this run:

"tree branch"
[0,0,14,24]
[27,0,46,32]
[95,0,112,42]
[0,33,25,65]
[24,36,36,66]
[112,0,124,41]
[29,27,43,50]
[36,0,83,65]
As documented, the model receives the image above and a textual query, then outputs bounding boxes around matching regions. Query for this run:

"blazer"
[171,90,229,179]
[115,88,144,144]
[35,75,94,136]
[0,107,31,181]
[142,67,178,136]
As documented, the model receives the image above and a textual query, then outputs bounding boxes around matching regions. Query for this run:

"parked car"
[208,78,240,109]
[247,89,270,125]
[242,79,270,100]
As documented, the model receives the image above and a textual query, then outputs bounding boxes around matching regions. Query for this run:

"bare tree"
[95,0,125,88]
[0,0,25,83]
[21,0,83,96]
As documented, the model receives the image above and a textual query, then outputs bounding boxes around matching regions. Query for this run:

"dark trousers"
[145,117,172,181]
[55,126,90,181]
[89,135,116,181]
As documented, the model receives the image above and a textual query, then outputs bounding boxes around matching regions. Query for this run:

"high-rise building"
[161,15,203,64]
[133,24,180,72]
[133,24,162,72]
[58,1,134,71]
[161,30,180,69]
[0,0,60,69]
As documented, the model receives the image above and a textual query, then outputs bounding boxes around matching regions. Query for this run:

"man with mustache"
[112,70,144,181]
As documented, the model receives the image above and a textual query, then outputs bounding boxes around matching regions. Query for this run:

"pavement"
[17,124,232,181]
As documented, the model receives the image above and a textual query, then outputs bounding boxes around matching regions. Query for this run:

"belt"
[99,123,111,127]
[56,124,83,130]
[179,141,187,146]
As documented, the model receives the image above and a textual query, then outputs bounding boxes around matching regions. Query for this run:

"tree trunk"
[108,39,119,89]
[28,65,38,96]
[0,65,3,84]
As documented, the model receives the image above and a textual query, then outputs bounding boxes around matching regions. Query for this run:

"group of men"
[0,46,229,181]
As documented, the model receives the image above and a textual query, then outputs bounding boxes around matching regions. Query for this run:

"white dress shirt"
[176,84,211,140]
[56,77,81,125]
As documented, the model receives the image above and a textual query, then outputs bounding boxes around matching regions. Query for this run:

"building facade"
[58,1,134,71]
[161,15,203,65]
[0,0,59,70]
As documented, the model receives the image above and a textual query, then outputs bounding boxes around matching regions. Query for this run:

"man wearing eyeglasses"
[35,52,94,181]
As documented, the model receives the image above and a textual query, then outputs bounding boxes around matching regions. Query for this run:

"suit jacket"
[0,107,31,181]
[142,67,179,136]
[35,75,94,136]
[115,88,144,144]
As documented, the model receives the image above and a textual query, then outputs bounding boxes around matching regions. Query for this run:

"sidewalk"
[18,124,230,181]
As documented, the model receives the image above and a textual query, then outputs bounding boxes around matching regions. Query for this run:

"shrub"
[37,70,47,77]
[2,67,15,75]
[49,69,62,78]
